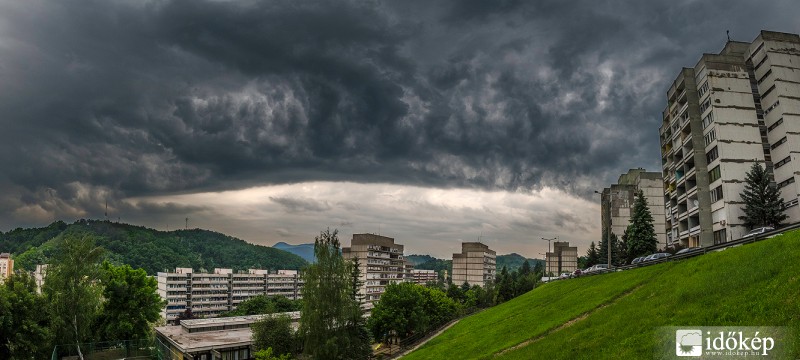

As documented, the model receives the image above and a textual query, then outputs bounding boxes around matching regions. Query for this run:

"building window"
[784,198,799,209]
[774,156,791,169]
[710,185,723,203]
[757,69,773,85]
[704,129,716,147]
[764,100,780,115]
[754,54,769,71]
[700,98,712,114]
[771,136,787,150]
[761,84,776,99]
[777,177,795,189]
[768,118,784,133]
[706,146,719,164]
[713,229,727,245]
[698,81,709,98]
[709,165,721,183]
[702,112,714,129]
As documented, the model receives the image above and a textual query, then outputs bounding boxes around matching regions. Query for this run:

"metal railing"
[569,223,797,277]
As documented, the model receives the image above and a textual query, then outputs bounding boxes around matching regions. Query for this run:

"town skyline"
[1,0,798,258]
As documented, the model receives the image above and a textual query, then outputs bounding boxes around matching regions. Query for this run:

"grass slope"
[405,232,800,360]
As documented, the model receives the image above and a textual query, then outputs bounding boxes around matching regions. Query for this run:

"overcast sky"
[0,0,797,259]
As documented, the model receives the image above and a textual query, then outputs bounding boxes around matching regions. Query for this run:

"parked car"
[631,257,643,265]
[559,272,571,279]
[571,269,582,277]
[675,247,702,255]
[586,264,609,273]
[743,226,775,238]
[650,253,671,261]
[641,254,655,262]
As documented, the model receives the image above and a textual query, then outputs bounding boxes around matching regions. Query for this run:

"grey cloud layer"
[0,0,797,226]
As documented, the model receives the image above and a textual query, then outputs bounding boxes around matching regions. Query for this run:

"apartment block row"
[156,268,303,321]
[659,30,800,247]
[343,234,496,310]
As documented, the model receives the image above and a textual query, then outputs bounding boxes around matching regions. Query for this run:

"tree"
[0,272,51,359]
[252,314,296,357]
[495,266,514,303]
[44,233,105,360]
[586,241,599,267]
[739,163,788,229]
[368,282,428,341]
[94,261,165,342]
[299,229,370,359]
[519,260,532,277]
[625,190,658,260]
[254,347,293,360]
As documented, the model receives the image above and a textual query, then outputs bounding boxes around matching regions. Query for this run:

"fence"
[570,222,798,278]
[51,339,155,360]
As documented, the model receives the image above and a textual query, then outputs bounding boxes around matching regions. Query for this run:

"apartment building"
[452,242,496,287]
[659,30,800,247]
[157,268,303,321]
[545,241,577,275]
[0,253,13,283]
[410,269,437,285]
[342,234,406,310]
[599,169,666,248]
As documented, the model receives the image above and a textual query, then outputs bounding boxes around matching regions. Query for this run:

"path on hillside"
[492,284,644,357]
[395,318,463,358]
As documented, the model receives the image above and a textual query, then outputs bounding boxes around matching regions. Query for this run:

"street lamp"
[594,190,613,271]
[542,237,557,275]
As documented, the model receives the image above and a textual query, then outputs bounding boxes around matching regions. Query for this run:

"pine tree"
[299,229,371,359]
[586,241,599,267]
[625,190,658,258]
[739,163,788,229]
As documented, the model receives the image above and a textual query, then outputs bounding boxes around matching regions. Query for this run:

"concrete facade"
[0,253,13,283]
[600,169,666,248]
[156,268,303,321]
[660,31,800,247]
[342,233,406,310]
[452,242,496,288]
[545,241,577,275]
[410,269,437,285]
[155,312,301,360]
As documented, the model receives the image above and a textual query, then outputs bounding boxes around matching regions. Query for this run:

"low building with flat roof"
[155,312,300,359]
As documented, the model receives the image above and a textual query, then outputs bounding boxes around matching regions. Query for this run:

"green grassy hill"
[404,231,800,359]
[1,220,308,274]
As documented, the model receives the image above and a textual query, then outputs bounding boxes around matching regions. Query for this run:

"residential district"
[1,29,799,359]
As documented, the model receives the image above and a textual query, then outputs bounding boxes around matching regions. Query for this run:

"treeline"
[0,233,164,359]
[0,219,308,274]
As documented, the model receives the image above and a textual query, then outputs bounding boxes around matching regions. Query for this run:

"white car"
[743,226,775,238]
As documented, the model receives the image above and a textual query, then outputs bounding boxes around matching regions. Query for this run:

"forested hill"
[0,220,308,275]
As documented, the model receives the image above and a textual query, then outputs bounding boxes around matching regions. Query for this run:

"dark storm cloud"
[0,0,798,224]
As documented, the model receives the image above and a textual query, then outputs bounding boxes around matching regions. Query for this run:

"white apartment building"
[342,233,407,310]
[410,269,437,285]
[660,30,800,247]
[452,242,496,288]
[157,267,303,321]
[600,169,666,248]
[0,253,13,283]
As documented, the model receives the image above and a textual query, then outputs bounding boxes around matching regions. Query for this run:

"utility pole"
[541,237,557,275]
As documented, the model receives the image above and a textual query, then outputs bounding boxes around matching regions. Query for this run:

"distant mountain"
[0,220,308,274]
[496,253,544,272]
[273,242,316,263]
[405,254,438,265]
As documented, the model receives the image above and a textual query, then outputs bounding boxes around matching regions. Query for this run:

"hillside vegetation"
[0,220,308,274]
[405,231,800,359]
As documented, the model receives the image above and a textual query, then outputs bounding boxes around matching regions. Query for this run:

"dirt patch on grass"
[493,284,643,357]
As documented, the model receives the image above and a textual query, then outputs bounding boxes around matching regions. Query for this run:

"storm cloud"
[1,0,798,248]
